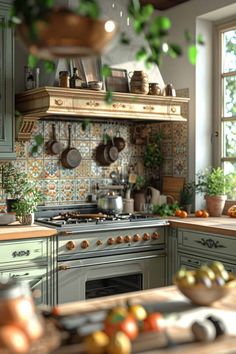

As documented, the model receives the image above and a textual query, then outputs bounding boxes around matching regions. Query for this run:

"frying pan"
[47,123,62,155]
[61,125,82,169]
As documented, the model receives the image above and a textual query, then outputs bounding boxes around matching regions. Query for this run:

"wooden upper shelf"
[15,87,189,140]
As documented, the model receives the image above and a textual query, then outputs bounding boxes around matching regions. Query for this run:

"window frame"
[213,20,236,172]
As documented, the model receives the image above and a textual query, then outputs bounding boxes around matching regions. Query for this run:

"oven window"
[86,273,143,299]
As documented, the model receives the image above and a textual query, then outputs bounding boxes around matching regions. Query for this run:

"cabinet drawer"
[0,239,48,264]
[178,229,236,257]
[179,253,236,274]
[0,266,49,305]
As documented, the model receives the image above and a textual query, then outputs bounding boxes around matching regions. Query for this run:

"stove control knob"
[152,232,160,240]
[143,233,150,241]
[116,236,124,244]
[107,238,115,245]
[96,240,103,246]
[81,240,89,249]
[124,235,132,243]
[133,234,141,242]
[66,241,76,251]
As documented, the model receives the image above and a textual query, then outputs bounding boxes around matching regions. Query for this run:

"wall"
[159,0,236,208]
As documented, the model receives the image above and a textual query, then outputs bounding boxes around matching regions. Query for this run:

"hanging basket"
[17,8,118,60]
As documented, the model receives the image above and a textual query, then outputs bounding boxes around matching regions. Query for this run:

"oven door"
[57,250,166,304]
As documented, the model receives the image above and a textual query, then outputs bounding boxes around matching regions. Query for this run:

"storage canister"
[59,71,70,88]
[130,70,149,95]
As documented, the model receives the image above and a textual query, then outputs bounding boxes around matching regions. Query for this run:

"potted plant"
[13,185,42,225]
[2,163,28,212]
[196,167,232,216]
[180,181,196,214]
[2,163,42,223]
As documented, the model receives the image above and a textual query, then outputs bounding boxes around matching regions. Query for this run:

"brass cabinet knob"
[66,241,76,250]
[143,233,150,241]
[107,238,115,245]
[133,234,141,242]
[152,232,160,240]
[81,240,89,249]
[116,236,124,244]
[124,235,132,243]
[96,239,103,246]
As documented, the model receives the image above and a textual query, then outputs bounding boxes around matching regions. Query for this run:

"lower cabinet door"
[178,253,236,274]
[0,266,49,306]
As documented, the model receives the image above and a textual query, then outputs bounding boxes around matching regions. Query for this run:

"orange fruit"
[180,210,188,218]
[201,210,209,217]
[175,209,182,217]
[195,210,203,217]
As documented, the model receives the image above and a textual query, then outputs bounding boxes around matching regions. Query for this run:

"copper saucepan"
[61,125,82,169]
[47,123,62,155]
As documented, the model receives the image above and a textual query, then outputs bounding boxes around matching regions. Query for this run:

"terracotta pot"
[205,195,227,217]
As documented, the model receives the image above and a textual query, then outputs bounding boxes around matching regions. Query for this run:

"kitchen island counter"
[168,215,236,237]
[0,223,57,240]
[52,285,236,353]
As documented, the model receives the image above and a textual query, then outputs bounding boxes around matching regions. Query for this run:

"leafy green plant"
[180,181,196,205]
[30,134,44,155]
[13,185,42,217]
[5,0,204,73]
[144,132,163,168]
[2,163,28,198]
[196,167,232,196]
[152,202,179,216]
[134,175,146,191]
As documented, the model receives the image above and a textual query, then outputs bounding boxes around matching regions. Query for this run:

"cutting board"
[162,176,185,203]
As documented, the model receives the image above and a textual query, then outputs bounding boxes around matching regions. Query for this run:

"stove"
[35,204,168,304]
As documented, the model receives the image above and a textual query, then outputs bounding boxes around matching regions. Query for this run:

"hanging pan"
[61,125,82,169]
[47,123,63,155]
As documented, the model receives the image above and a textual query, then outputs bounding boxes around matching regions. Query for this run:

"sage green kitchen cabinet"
[0,237,56,305]
[177,228,236,274]
[0,0,15,159]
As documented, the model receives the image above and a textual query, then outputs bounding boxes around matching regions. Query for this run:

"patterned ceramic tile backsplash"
[0,90,189,206]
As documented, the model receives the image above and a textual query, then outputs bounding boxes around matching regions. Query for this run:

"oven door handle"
[58,254,166,270]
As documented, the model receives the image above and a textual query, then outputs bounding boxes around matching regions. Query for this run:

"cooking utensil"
[96,143,111,166]
[107,139,119,162]
[113,131,126,152]
[47,123,62,155]
[97,191,123,214]
[61,125,82,169]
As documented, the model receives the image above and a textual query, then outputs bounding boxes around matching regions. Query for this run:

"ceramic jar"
[148,83,162,96]
[130,71,149,95]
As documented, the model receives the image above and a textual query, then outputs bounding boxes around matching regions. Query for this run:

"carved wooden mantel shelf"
[15,86,189,140]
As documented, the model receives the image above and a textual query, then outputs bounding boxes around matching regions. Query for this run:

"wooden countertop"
[168,215,236,237]
[53,285,236,353]
[0,223,57,240]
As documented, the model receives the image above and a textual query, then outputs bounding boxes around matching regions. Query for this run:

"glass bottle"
[59,71,70,88]
[70,67,83,88]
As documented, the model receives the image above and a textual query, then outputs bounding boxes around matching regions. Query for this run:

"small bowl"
[175,272,236,306]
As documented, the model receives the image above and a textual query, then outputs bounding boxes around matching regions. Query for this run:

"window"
[215,21,236,197]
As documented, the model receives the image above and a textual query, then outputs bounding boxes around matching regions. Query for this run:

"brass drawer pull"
[171,106,176,113]
[55,98,63,105]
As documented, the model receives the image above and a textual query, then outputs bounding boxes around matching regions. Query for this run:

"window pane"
[223,29,236,73]
[223,121,236,157]
[223,162,236,199]
[223,76,236,117]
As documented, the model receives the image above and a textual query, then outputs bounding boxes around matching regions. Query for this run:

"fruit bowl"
[174,271,236,306]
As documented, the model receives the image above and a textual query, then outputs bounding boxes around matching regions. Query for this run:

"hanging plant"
[144,132,163,168]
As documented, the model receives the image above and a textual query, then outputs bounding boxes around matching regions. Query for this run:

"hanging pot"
[107,139,119,162]
[61,125,82,169]
[47,123,62,155]
[113,131,126,152]
[96,143,111,166]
